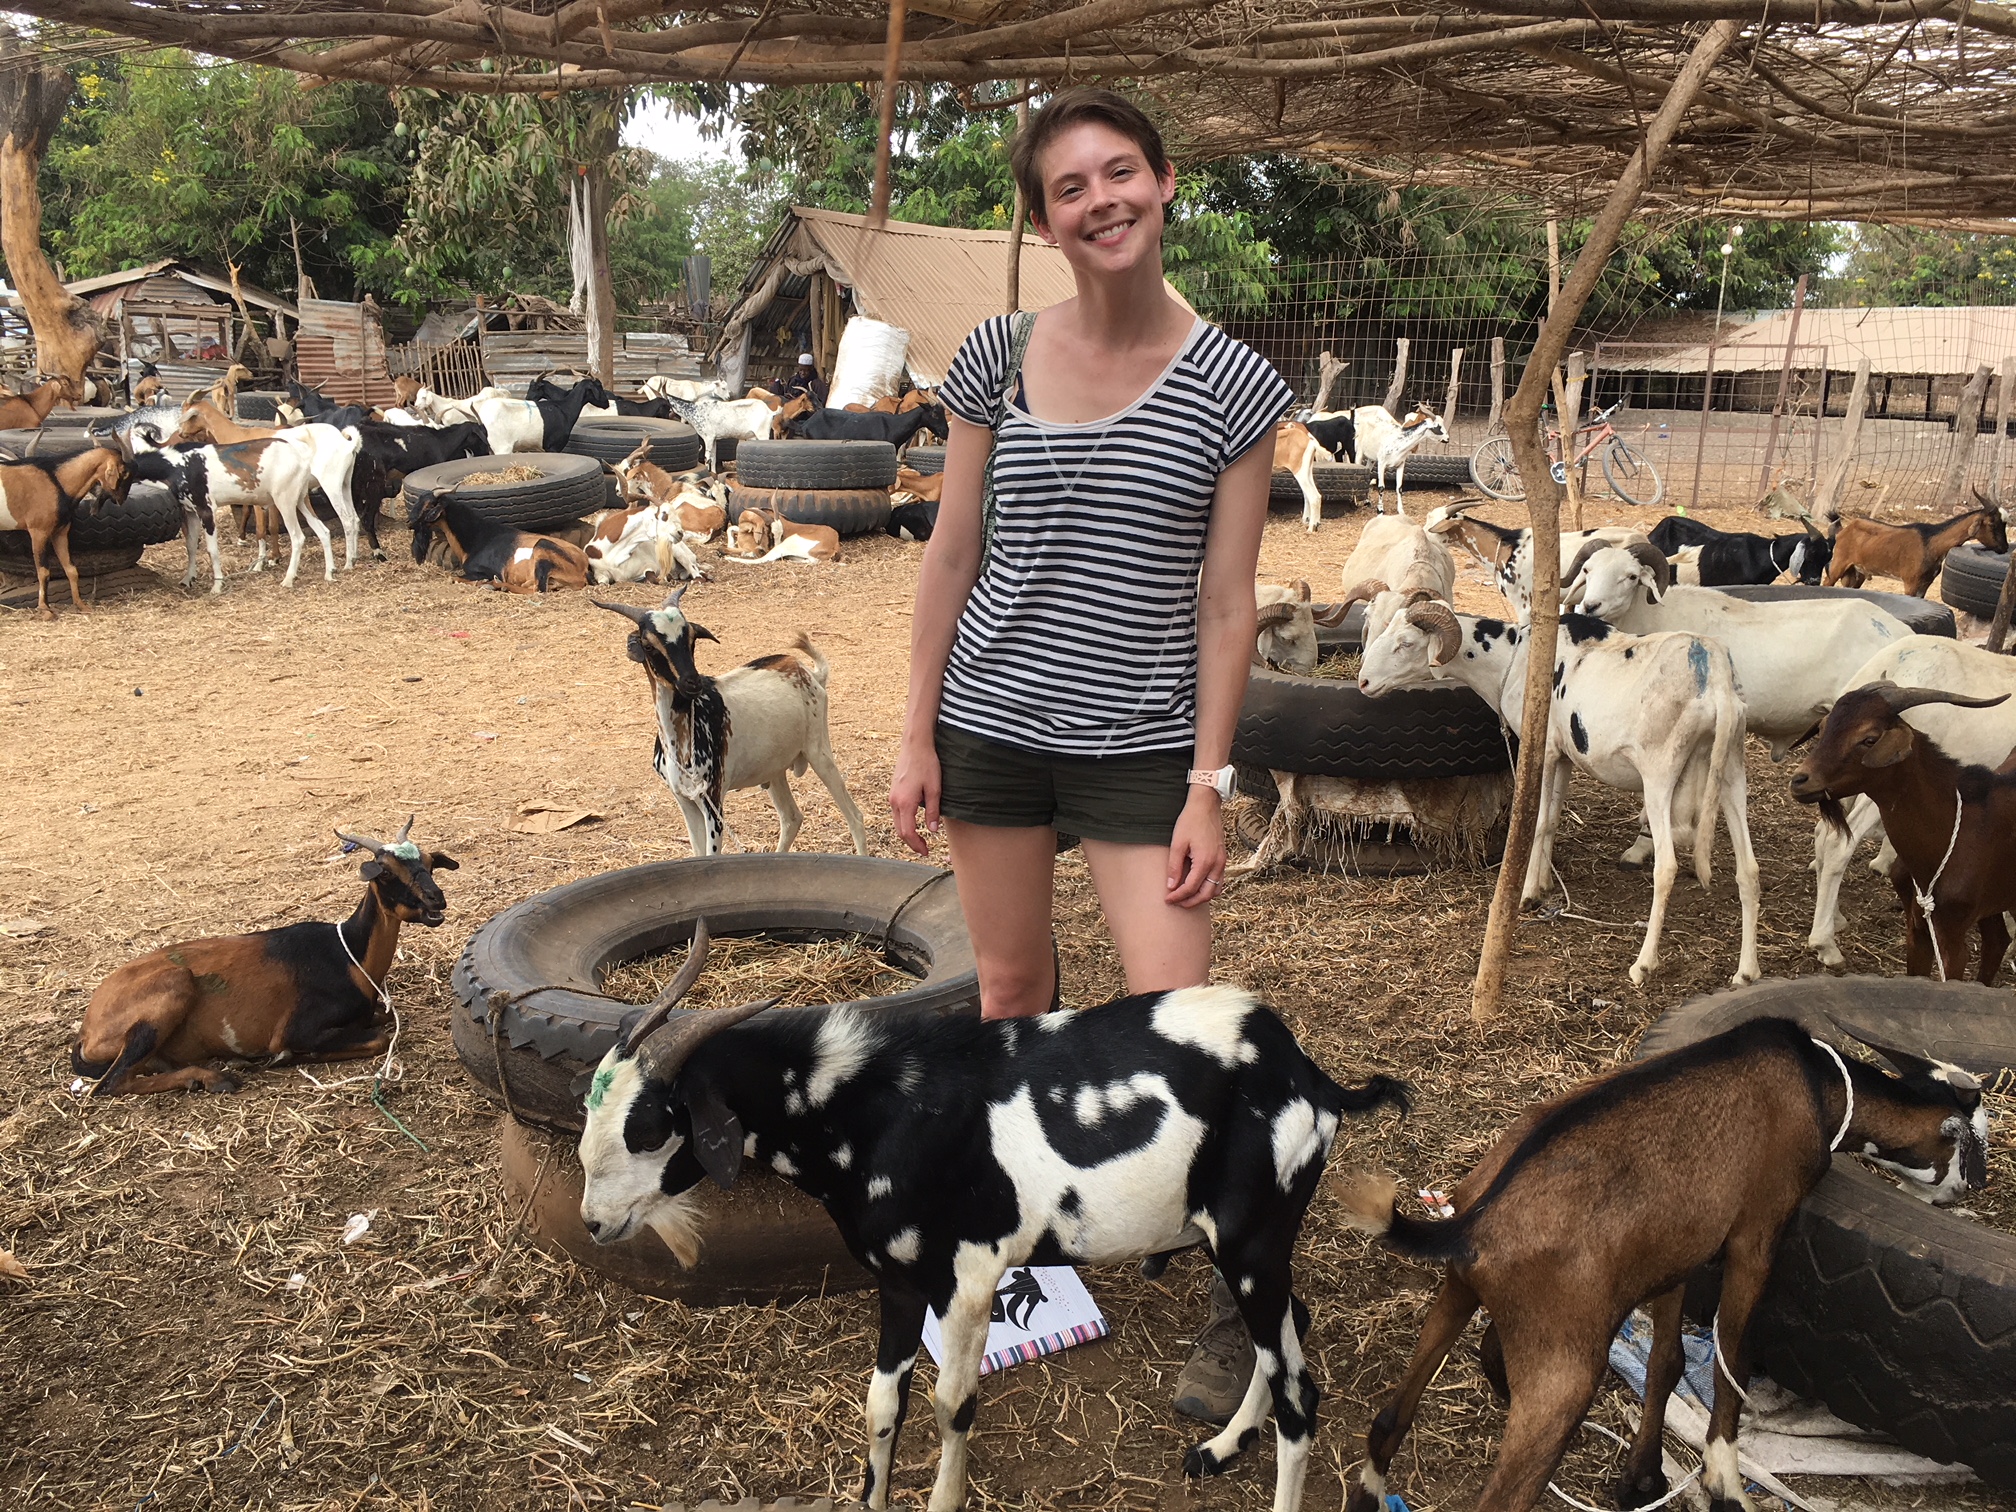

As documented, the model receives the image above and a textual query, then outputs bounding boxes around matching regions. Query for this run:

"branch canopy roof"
[14,2,2016,223]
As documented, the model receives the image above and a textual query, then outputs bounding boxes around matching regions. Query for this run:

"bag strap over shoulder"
[991,310,1038,428]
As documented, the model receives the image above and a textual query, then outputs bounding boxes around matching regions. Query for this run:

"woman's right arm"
[891,412,992,854]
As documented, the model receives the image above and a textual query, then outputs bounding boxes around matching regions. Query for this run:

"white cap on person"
[797,353,814,365]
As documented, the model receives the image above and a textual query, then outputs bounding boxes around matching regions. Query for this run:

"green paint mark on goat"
[587,1067,615,1111]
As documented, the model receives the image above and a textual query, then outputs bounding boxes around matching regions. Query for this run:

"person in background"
[887,86,1289,1429]
[784,352,829,407]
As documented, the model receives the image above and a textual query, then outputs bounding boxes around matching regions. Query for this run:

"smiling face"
[1030,120,1175,276]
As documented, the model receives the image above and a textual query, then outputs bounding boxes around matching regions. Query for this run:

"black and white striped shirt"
[936,314,1291,756]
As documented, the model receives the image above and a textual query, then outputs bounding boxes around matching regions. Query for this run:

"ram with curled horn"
[1253,579,1321,672]
[71,818,457,1096]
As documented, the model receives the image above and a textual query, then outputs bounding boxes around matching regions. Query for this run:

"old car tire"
[401,452,605,531]
[1269,463,1368,513]
[1235,666,1510,781]
[904,444,946,476]
[236,391,284,422]
[450,854,979,1135]
[1713,583,1956,638]
[564,416,702,473]
[728,485,892,538]
[737,439,900,491]
[1940,544,2008,620]
[1638,977,2016,1488]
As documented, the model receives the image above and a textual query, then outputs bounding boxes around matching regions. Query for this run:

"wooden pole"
[1757,272,1809,498]
[868,0,908,229]
[1990,355,2015,510]
[1560,351,1587,529]
[1988,547,2016,653]
[1472,17,1743,1024]
[1488,336,1506,432]
[1443,346,1465,427]
[1814,357,1870,525]
[1313,351,1347,413]
[1382,337,1411,415]
[1938,362,1995,511]
[1004,87,1028,314]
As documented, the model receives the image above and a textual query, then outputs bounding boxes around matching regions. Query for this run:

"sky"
[622,100,742,165]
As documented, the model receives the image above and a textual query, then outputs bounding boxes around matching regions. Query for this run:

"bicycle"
[1468,399,1665,507]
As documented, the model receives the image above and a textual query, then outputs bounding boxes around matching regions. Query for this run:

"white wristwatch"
[1188,765,1236,800]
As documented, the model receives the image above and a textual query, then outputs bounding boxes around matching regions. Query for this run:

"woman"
[889,90,1288,1425]
[890,87,1288,1021]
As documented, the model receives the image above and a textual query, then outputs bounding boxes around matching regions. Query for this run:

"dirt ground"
[1,487,2010,1512]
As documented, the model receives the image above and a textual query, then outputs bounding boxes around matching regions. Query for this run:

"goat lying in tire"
[593,589,867,856]
[408,483,590,593]
[577,922,1410,1512]
[1339,1016,1986,1512]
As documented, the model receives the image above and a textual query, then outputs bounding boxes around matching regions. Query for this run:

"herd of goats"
[12,364,2009,1512]
[0,362,948,614]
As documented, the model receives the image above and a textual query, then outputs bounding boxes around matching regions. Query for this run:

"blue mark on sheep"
[1688,639,1710,695]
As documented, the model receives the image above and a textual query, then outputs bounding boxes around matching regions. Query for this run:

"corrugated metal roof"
[1602,306,2016,376]
[297,298,394,406]
[59,259,297,317]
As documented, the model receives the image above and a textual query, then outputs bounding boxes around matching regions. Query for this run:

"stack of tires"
[565,416,702,510]
[0,427,180,600]
[400,453,607,532]
[732,439,897,536]
[1941,543,2010,620]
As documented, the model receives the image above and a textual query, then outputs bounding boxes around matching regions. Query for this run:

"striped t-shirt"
[936,314,1291,756]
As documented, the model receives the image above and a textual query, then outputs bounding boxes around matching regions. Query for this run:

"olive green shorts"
[934,721,1190,846]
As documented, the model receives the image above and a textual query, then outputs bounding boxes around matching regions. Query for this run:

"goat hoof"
[1612,1469,1669,1509]
[196,1072,241,1095]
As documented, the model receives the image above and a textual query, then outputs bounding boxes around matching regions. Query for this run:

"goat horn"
[1337,577,1389,611]
[394,814,415,844]
[590,596,655,626]
[1867,680,2011,716]
[1626,539,1672,594]
[1824,1016,1980,1091]
[1407,600,1463,665]
[1561,537,1610,593]
[624,920,713,1051]
[1254,602,1298,630]
[636,993,781,1084]
[24,430,42,457]
[334,826,388,854]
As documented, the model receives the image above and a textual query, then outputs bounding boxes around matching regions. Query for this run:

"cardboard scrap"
[513,803,604,834]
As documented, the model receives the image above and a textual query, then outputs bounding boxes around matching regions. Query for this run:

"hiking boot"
[1172,1272,1254,1425]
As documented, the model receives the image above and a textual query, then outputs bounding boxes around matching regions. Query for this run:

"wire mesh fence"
[1226,252,2016,516]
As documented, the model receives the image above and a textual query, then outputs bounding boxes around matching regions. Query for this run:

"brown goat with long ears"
[1823,492,2009,597]
[0,439,130,618]
[1338,1016,1987,1512]
[198,363,255,414]
[0,374,80,430]
[1791,680,2016,981]
[73,819,457,1096]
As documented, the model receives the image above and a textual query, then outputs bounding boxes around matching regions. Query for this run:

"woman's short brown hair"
[1010,87,1171,222]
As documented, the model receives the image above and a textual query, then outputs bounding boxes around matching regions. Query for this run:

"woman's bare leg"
[1082,839,1212,992]
[944,818,1058,1019]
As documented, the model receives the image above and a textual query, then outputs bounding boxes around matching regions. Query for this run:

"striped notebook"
[921,1265,1109,1377]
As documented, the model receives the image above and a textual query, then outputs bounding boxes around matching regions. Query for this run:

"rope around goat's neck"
[1911,788,1966,983]
[297,917,428,1153]
[1811,1036,1856,1154]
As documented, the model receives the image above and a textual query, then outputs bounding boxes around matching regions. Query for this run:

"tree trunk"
[568,135,617,383]
[1814,358,1871,525]
[0,41,100,385]
[1938,363,1994,512]
[1314,351,1347,414]
[1382,337,1410,415]
[1472,17,1743,1024]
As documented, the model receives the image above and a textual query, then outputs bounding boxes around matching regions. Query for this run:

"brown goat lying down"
[1338,1017,1986,1512]
[1825,494,2008,597]
[73,821,456,1095]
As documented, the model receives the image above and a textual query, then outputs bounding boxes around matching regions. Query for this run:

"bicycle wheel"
[1469,434,1525,501]
[1602,438,1665,507]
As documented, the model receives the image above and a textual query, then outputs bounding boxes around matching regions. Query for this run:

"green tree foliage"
[42,52,405,301]
[1822,224,2016,306]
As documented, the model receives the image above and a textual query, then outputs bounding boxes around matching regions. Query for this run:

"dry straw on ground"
[0,498,2008,1510]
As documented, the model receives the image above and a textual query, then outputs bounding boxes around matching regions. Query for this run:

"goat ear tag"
[690,1090,743,1189]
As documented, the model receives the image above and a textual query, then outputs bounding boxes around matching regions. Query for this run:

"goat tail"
[1695,668,1738,889]
[1330,1072,1412,1119]
[794,630,831,685]
[1333,1169,1476,1263]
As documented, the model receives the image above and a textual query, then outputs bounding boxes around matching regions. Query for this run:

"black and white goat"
[592,591,867,856]
[127,437,335,592]
[1359,602,1761,985]
[665,392,780,471]
[577,925,1411,1512]
[1338,1016,1987,1512]
[1348,403,1448,514]
[1647,514,1832,587]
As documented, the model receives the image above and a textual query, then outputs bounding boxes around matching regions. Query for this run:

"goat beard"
[645,1189,705,1268]
[1815,794,1852,837]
